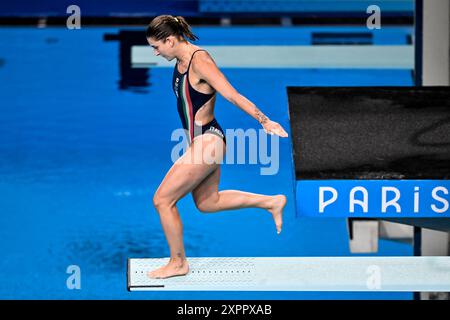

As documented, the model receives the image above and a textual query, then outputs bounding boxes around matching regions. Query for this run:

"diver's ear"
[166,35,176,47]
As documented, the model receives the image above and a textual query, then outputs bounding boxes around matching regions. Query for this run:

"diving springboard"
[132,45,413,69]
[127,257,450,292]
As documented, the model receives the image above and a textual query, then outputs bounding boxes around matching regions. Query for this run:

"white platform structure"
[127,257,450,292]
[132,45,413,69]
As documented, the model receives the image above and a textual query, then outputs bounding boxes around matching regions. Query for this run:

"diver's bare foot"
[267,195,287,234]
[147,259,189,279]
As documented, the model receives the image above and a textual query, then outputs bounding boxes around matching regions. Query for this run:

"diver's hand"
[262,120,289,138]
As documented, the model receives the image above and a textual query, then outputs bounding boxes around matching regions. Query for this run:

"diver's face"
[147,37,175,61]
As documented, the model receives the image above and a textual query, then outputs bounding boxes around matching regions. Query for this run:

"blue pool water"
[0,26,414,299]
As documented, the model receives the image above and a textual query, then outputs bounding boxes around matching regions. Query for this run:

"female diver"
[146,15,289,279]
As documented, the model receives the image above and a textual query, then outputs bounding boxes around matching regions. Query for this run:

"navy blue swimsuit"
[172,49,226,145]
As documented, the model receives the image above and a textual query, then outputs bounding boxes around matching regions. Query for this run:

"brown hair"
[145,15,198,42]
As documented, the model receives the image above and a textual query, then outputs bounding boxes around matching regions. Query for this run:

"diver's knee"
[153,192,175,211]
[194,199,217,213]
